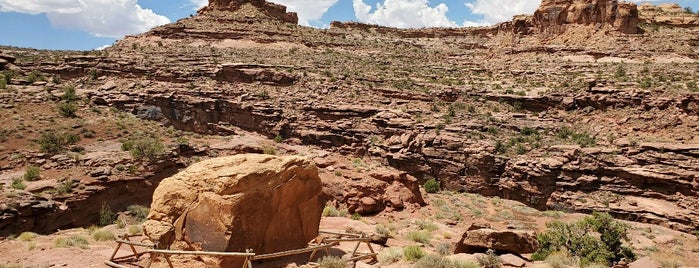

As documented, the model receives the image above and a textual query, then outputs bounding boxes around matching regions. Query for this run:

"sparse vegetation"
[23,166,41,181]
[424,178,440,193]
[55,235,89,249]
[92,229,116,241]
[58,102,78,117]
[317,256,346,268]
[99,203,116,226]
[121,135,164,161]
[11,177,25,190]
[407,230,431,244]
[533,212,635,266]
[477,249,502,268]
[127,205,149,223]
[378,247,403,264]
[403,245,426,262]
[37,132,79,154]
[322,204,348,217]
[17,232,38,242]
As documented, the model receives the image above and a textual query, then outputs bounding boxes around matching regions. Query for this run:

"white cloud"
[464,0,540,25]
[190,0,208,9]
[0,0,170,38]
[352,0,457,28]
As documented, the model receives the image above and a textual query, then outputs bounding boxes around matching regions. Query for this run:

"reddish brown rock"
[201,0,298,24]
[455,223,538,254]
[533,0,640,34]
[143,154,323,268]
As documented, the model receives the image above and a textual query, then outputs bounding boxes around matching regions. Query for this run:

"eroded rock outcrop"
[143,154,323,267]
[200,0,298,24]
[534,0,640,34]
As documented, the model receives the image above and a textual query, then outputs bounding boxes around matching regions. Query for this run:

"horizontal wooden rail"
[147,249,256,257]
[250,243,334,260]
[115,240,155,248]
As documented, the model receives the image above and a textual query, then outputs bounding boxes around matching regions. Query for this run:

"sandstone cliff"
[199,0,298,24]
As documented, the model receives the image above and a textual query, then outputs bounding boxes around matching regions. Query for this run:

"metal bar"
[147,249,256,257]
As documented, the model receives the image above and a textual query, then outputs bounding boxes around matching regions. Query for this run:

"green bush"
[688,81,698,92]
[321,204,348,217]
[37,132,79,154]
[407,230,431,244]
[17,232,39,242]
[127,205,149,222]
[0,77,6,89]
[533,212,635,266]
[378,247,402,264]
[61,86,80,101]
[58,102,78,117]
[424,178,440,193]
[27,71,44,83]
[122,136,164,161]
[55,235,89,249]
[92,229,116,241]
[23,166,41,181]
[317,256,346,268]
[11,177,25,190]
[403,245,426,262]
[477,249,502,268]
[54,179,74,195]
[415,254,454,268]
[99,203,116,226]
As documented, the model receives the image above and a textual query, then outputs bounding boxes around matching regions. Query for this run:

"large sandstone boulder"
[534,0,640,34]
[143,154,324,267]
[455,223,538,254]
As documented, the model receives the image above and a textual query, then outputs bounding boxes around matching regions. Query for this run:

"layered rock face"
[201,0,298,24]
[143,154,323,267]
[533,0,640,34]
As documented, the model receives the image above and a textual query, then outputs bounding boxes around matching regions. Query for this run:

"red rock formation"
[533,0,640,34]
[200,0,298,24]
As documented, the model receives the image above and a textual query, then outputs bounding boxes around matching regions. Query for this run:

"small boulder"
[455,224,538,254]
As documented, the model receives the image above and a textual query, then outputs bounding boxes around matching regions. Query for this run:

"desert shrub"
[23,166,41,181]
[416,220,438,232]
[262,145,276,155]
[533,212,635,266]
[453,260,480,268]
[414,254,453,268]
[55,235,89,249]
[61,86,79,101]
[424,178,440,193]
[321,204,348,217]
[376,224,392,237]
[54,179,74,195]
[0,77,5,89]
[26,71,44,83]
[274,135,283,143]
[403,245,426,262]
[128,225,142,235]
[407,230,431,244]
[572,132,596,148]
[122,136,164,161]
[11,177,25,190]
[127,205,149,222]
[436,242,452,255]
[317,256,346,268]
[688,81,698,92]
[477,249,502,268]
[99,203,116,226]
[17,232,38,242]
[37,132,79,154]
[58,102,78,117]
[92,229,115,241]
[378,247,403,264]
[545,251,578,268]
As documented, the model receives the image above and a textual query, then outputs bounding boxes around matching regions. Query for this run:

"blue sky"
[0,0,696,51]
